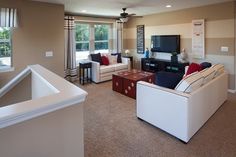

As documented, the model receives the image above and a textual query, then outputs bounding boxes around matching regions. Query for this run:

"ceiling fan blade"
[134,16,143,18]
[118,7,140,22]
[127,13,136,17]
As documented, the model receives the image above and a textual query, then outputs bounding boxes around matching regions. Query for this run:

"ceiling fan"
[117,8,136,23]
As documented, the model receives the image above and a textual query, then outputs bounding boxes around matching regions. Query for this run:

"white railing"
[0,64,87,128]
[0,66,30,98]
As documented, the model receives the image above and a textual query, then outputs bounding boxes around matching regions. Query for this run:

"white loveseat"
[91,57,130,83]
[136,64,228,143]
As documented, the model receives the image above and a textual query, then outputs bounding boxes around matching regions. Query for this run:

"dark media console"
[141,58,189,74]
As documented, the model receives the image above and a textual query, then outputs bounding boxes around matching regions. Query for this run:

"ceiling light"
[120,17,129,23]
[166,5,172,8]
[81,10,87,13]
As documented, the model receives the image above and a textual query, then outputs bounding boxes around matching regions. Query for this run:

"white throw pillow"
[175,72,204,93]
[200,67,215,85]
[211,64,224,78]
[107,54,117,64]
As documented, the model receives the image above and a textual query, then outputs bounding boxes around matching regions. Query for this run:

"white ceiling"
[33,0,233,17]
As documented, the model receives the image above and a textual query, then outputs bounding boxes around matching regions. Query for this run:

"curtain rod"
[65,12,117,20]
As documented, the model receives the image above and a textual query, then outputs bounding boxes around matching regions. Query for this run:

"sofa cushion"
[115,63,128,71]
[175,72,204,93]
[91,53,102,65]
[186,63,202,76]
[101,56,109,65]
[100,71,114,78]
[211,64,224,77]
[155,71,183,89]
[200,67,215,85]
[100,64,116,74]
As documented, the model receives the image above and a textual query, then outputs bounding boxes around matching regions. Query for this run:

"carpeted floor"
[76,81,236,157]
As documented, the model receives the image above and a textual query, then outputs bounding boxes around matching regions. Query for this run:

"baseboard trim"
[228,89,236,93]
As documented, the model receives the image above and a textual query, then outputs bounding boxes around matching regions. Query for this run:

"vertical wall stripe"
[123,1,235,89]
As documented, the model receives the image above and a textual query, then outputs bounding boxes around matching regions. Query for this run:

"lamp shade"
[125,49,130,54]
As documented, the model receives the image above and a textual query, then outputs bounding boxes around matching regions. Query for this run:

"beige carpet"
[76,81,236,157]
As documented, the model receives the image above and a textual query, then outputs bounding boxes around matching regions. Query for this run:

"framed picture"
[192,19,205,59]
[137,25,145,54]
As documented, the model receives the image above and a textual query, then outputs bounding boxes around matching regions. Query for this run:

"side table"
[122,55,133,69]
[79,61,92,85]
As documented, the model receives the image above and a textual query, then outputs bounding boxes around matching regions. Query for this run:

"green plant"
[171,52,177,56]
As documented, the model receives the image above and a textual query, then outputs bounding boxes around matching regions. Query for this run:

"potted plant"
[171,52,178,63]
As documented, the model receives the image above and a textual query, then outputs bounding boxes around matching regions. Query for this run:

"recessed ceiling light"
[166,5,172,8]
[81,10,87,13]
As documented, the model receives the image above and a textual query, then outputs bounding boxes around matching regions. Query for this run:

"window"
[75,24,90,61]
[0,27,11,68]
[94,24,109,53]
[75,23,111,62]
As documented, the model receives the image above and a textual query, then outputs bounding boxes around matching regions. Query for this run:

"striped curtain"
[64,16,77,82]
[0,8,18,27]
[116,21,123,53]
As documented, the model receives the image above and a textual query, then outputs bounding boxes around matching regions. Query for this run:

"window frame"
[0,27,13,71]
[75,22,112,62]
[94,24,109,54]
[75,23,90,52]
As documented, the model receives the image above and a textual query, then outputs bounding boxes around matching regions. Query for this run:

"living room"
[0,0,235,157]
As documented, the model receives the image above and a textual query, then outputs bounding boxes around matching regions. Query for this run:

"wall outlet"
[45,51,53,57]
[221,46,228,52]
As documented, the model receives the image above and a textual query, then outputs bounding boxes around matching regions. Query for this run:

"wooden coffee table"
[112,69,155,99]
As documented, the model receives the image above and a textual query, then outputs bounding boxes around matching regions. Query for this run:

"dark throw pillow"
[155,71,183,89]
[117,53,122,63]
[200,62,212,70]
[91,53,102,65]
[101,56,109,65]
[111,53,122,63]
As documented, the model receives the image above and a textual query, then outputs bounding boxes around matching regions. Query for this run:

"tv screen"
[151,35,180,53]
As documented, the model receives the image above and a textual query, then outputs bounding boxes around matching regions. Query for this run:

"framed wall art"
[192,19,205,59]
[137,25,145,54]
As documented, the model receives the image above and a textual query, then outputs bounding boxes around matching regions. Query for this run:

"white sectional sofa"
[91,57,130,83]
[136,64,228,143]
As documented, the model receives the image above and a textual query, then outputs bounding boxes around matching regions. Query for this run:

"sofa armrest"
[186,71,228,141]
[91,61,100,83]
[136,81,191,142]
[122,57,131,70]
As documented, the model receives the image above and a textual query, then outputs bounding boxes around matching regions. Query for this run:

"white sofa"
[91,57,130,83]
[136,65,228,143]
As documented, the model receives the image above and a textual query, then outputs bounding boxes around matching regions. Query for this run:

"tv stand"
[141,58,189,74]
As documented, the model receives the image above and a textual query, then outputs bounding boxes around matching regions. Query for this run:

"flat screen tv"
[151,35,180,53]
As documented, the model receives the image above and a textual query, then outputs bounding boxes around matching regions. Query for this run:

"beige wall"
[235,2,236,91]
[0,74,31,107]
[0,103,84,157]
[0,0,65,87]
[123,1,236,90]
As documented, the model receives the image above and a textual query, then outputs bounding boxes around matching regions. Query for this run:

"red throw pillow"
[186,63,202,76]
[101,56,109,65]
